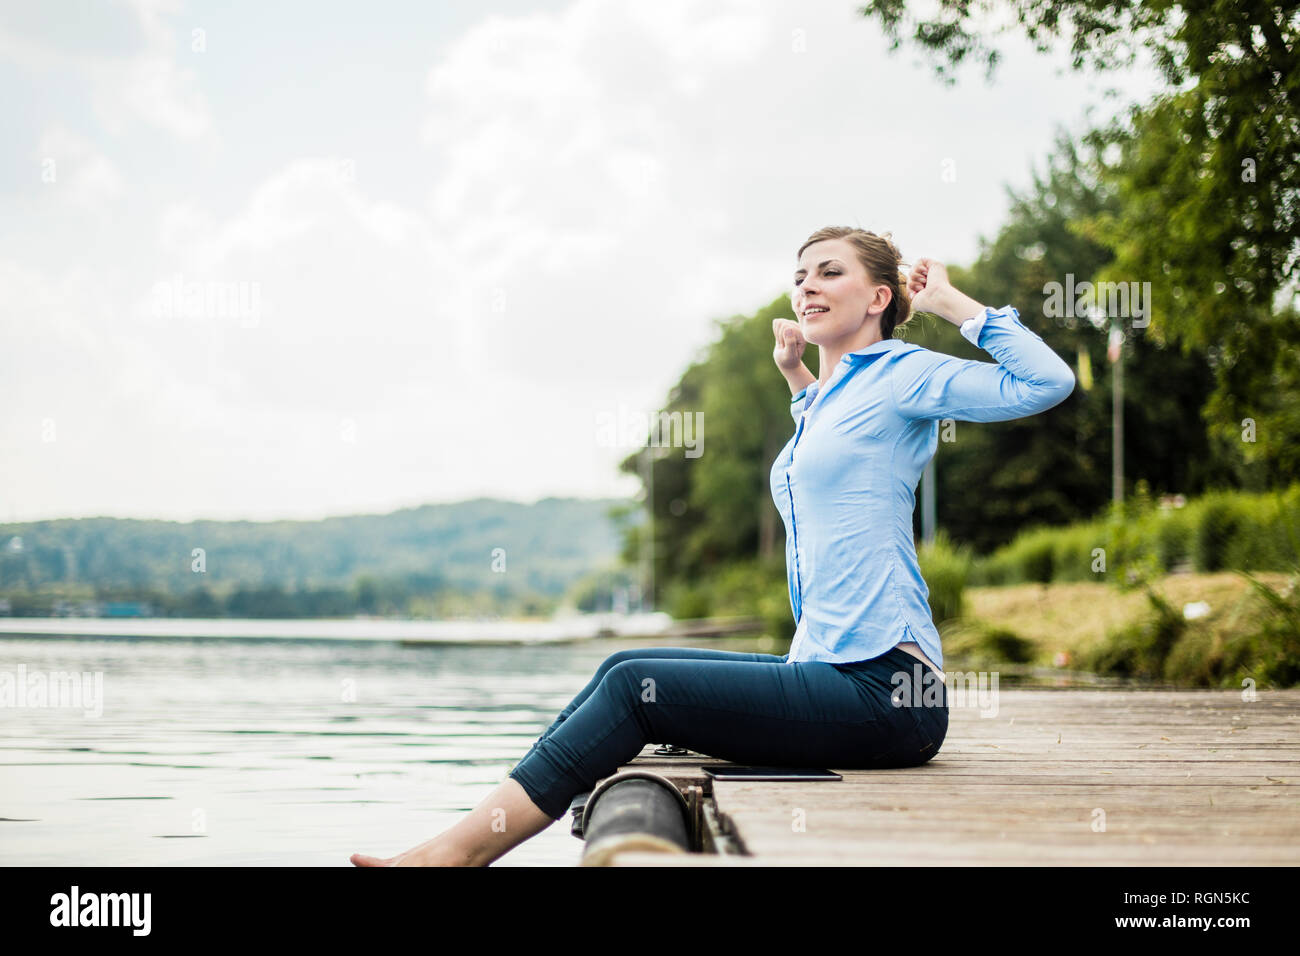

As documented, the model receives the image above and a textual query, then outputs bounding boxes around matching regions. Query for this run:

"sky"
[0,0,1165,523]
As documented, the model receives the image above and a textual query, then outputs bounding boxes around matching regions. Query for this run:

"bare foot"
[350,839,476,867]
[350,779,551,867]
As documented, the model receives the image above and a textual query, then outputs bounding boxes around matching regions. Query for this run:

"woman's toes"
[350,852,393,866]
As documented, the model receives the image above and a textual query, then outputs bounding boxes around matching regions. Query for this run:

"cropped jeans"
[507,644,949,820]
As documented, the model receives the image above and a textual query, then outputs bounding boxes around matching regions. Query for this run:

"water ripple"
[1,634,619,866]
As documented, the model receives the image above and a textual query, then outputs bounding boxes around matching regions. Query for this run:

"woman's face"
[792,238,890,346]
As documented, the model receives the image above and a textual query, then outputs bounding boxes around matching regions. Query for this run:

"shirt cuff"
[959,311,988,349]
[789,386,808,423]
[959,304,1020,350]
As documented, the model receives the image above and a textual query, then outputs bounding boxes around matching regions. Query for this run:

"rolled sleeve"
[789,386,808,423]
[891,305,1076,422]
[959,312,988,349]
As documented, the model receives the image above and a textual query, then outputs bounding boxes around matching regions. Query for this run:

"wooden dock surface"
[595,688,1300,866]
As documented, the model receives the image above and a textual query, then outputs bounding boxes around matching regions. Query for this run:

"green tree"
[859,0,1300,485]
[914,132,1227,550]
[618,298,803,603]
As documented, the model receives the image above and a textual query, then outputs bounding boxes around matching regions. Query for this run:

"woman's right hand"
[772,318,806,371]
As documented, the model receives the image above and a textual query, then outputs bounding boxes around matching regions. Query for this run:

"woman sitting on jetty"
[351,225,1075,866]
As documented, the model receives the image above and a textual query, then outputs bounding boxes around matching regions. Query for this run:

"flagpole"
[1110,319,1124,508]
[639,443,655,613]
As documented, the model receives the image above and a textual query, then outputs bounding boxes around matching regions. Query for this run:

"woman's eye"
[794,270,839,287]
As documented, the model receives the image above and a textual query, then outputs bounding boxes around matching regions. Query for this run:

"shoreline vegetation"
[920,482,1300,689]
[4,483,1296,687]
[1,568,1292,689]
[0,496,635,621]
[675,568,1297,690]
[5,486,1294,686]
[657,483,1300,689]
[947,570,1298,688]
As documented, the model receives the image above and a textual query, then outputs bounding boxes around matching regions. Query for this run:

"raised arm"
[772,317,816,422]
[893,259,1076,422]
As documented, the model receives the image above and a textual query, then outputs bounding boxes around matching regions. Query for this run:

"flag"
[1107,325,1123,364]
[1076,344,1093,391]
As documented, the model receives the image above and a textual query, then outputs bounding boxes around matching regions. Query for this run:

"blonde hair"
[797,226,913,339]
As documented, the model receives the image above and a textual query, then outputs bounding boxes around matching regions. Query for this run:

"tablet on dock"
[700,766,842,781]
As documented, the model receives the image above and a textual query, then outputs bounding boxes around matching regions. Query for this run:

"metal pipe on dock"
[578,770,693,866]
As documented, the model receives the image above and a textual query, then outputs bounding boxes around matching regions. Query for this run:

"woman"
[351,225,1075,867]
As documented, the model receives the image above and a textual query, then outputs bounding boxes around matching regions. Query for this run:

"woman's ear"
[866,283,892,316]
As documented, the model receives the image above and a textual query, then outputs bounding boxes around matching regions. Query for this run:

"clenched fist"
[906,257,985,326]
[772,317,806,371]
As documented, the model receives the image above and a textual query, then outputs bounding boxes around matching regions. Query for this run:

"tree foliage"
[860,0,1300,484]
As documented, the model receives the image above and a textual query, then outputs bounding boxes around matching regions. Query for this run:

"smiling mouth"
[803,307,829,318]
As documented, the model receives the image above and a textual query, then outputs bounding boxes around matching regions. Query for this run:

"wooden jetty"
[590,687,1300,866]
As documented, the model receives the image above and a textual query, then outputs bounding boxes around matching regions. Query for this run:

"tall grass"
[661,530,976,642]
[970,482,1300,586]
[661,554,794,641]
[917,529,973,626]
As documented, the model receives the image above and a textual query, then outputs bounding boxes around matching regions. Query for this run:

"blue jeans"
[507,644,948,820]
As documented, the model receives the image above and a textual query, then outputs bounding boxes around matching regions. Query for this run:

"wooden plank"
[710,787,1299,808]
[605,844,1299,866]
[591,687,1300,866]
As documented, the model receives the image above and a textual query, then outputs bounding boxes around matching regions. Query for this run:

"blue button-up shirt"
[770,304,1076,669]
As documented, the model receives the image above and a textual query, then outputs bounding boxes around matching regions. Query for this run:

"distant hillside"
[0,497,639,617]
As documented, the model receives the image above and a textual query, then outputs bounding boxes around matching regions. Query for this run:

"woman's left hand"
[907,258,985,325]
[907,257,951,316]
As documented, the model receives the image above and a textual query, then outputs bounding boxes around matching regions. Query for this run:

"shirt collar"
[843,338,905,362]
[805,339,905,401]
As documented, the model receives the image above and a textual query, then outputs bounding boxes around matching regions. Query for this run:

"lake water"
[0,631,728,867]
[0,624,1107,867]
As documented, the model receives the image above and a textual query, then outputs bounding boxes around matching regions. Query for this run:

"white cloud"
[34,126,125,207]
[0,0,1168,521]
[419,0,780,396]
[111,51,211,140]
[0,0,213,140]
[1,158,461,520]
[414,0,1166,400]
